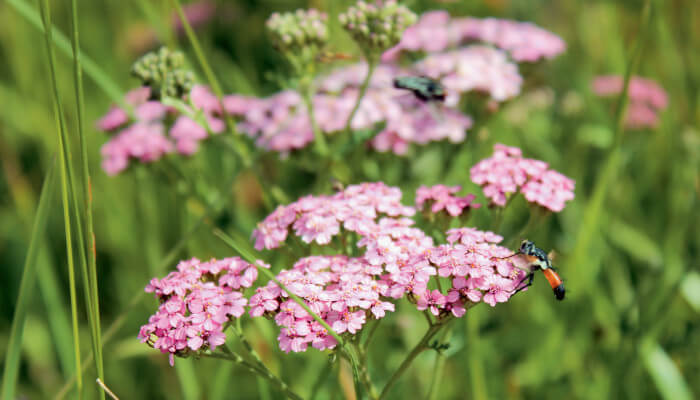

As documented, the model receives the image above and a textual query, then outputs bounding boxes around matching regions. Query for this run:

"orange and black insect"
[504,240,565,301]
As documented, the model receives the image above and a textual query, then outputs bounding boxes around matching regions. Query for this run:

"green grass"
[1,1,698,399]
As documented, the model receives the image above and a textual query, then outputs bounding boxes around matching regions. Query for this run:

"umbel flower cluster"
[339,0,417,54]
[131,47,195,99]
[97,5,566,175]
[592,75,668,129]
[266,9,328,55]
[138,257,265,365]
[470,144,575,212]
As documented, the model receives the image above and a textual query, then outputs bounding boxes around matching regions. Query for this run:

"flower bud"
[131,47,194,99]
[339,0,417,56]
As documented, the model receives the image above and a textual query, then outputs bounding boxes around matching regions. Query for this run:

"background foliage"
[1,0,698,399]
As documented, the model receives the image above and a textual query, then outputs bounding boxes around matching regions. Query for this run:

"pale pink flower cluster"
[592,75,668,129]
[382,11,566,63]
[252,182,415,250]
[470,144,575,212]
[98,85,224,175]
[249,255,394,352]
[414,46,523,105]
[415,185,480,216]
[138,257,264,366]
[360,222,528,314]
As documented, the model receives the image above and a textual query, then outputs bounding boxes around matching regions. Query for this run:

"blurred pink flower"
[592,75,668,129]
[97,85,225,175]
[383,12,566,63]
[470,144,575,212]
[414,46,523,104]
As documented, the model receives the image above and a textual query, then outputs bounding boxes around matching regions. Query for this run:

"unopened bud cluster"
[131,47,195,99]
[339,0,417,55]
[266,9,328,54]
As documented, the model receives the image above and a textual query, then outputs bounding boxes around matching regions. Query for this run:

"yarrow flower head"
[138,257,266,366]
[339,0,417,56]
[415,185,480,217]
[131,47,195,99]
[470,144,575,212]
[266,9,328,59]
[249,256,394,352]
[252,182,414,250]
[592,75,668,129]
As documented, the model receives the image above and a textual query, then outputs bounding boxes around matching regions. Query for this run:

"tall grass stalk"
[1,162,56,400]
[568,0,652,286]
[68,0,105,397]
[7,0,128,111]
[37,0,85,396]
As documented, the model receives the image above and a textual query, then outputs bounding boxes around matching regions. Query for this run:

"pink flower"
[592,75,668,129]
[416,289,447,316]
[383,13,565,63]
[470,144,575,212]
[416,185,480,217]
[139,257,261,365]
[97,85,226,175]
[248,255,394,353]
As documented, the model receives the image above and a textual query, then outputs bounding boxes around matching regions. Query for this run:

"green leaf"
[607,217,663,268]
[1,162,56,400]
[640,339,693,400]
[680,272,700,312]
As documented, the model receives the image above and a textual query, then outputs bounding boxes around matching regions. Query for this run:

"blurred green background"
[1,0,698,399]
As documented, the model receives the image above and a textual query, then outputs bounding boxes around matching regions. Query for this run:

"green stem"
[344,59,377,136]
[466,312,488,400]
[426,326,453,400]
[309,361,335,400]
[69,1,105,396]
[210,347,303,400]
[38,1,83,396]
[568,0,653,285]
[168,0,251,166]
[1,162,57,400]
[300,80,329,157]
[378,318,452,400]
[7,0,129,111]
[353,342,379,400]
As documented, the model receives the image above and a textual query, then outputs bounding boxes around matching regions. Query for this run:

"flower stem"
[168,0,252,167]
[426,326,453,400]
[211,347,304,400]
[344,58,377,137]
[300,80,329,157]
[378,318,452,400]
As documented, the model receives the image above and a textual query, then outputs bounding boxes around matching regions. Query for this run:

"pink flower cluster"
[249,256,394,352]
[252,182,415,250]
[98,85,224,175]
[415,184,480,216]
[592,75,668,129]
[382,11,566,63]
[138,257,263,366]
[470,144,575,212]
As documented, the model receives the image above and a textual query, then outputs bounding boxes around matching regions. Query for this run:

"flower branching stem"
[378,316,454,400]
[206,345,304,400]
